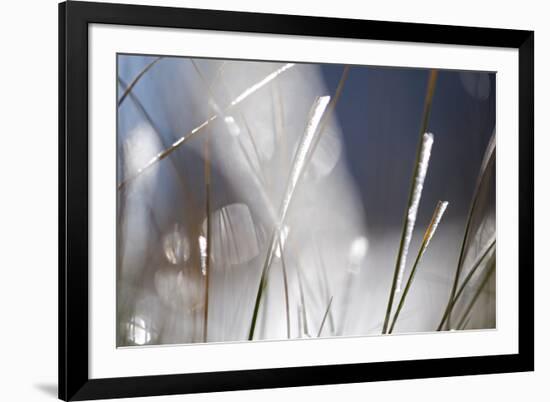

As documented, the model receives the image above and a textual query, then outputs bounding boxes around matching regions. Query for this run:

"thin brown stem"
[117,76,200,215]
[118,63,294,191]
[118,57,162,106]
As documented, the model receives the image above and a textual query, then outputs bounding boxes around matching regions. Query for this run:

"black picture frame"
[59,1,534,400]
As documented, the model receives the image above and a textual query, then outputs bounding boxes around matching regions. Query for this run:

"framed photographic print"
[59,1,534,400]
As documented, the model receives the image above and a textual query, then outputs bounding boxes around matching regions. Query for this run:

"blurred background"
[116,55,495,347]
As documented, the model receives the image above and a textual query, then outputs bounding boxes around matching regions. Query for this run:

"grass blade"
[382,69,438,334]
[395,132,434,293]
[247,67,350,340]
[317,296,334,337]
[117,76,200,216]
[455,253,496,329]
[458,315,472,331]
[388,201,449,334]
[248,96,331,340]
[117,63,296,190]
[437,237,495,330]
[280,96,331,222]
[303,66,350,171]
[279,237,291,339]
[315,240,336,334]
[336,272,355,336]
[230,64,295,106]
[191,60,267,187]
[296,263,311,337]
[440,131,495,329]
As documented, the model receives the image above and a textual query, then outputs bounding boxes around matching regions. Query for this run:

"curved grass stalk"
[247,95,332,340]
[382,70,438,334]
[117,63,296,190]
[247,67,350,340]
[441,130,495,329]
[117,76,201,215]
[280,96,331,222]
[303,66,350,171]
[118,57,162,106]
[118,76,162,136]
[455,253,496,329]
[437,237,495,330]
[388,201,448,334]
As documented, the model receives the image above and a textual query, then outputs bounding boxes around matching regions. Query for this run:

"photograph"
[116,54,496,347]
